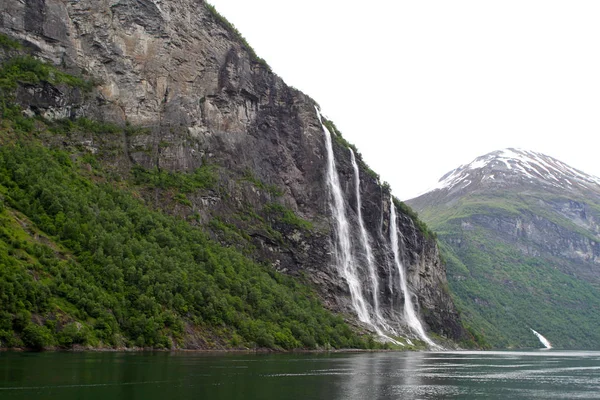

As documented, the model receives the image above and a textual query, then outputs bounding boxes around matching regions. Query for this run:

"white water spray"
[349,150,386,328]
[530,328,552,349]
[317,109,372,326]
[389,199,438,348]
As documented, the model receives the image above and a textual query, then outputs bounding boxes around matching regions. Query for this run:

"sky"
[208,0,600,200]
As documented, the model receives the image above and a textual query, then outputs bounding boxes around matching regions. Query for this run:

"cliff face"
[1,0,465,342]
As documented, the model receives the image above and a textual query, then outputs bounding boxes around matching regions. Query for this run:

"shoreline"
[0,346,421,354]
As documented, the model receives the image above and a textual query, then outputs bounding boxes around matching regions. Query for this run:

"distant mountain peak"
[429,148,600,195]
[406,146,600,350]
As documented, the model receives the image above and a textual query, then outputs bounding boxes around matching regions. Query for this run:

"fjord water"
[2,351,600,399]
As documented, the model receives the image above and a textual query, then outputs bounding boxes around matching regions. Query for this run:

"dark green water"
[1,350,599,399]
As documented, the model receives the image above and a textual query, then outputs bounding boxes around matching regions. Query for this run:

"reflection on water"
[1,350,600,399]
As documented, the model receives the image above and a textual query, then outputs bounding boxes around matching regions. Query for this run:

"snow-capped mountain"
[406,148,600,350]
[429,148,600,198]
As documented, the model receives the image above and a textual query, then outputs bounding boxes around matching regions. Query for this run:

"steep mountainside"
[0,0,466,349]
[409,148,600,349]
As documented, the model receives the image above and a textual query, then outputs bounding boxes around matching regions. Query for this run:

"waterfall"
[530,328,552,349]
[349,150,386,329]
[389,199,438,348]
[315,108,436,347]
[317,109,372,326]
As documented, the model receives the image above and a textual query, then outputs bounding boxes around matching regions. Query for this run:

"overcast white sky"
[208,0,600,200]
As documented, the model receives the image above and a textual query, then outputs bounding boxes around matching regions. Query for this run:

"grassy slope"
[0,137,388,350]
[0,28,448,351]
[0,38,387,350]
[422,194,600,349]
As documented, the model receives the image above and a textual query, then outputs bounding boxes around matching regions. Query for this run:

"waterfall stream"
[316,107,438,348]
[531,328,552,349]
[390,199,438,348]
[349,150,387,329]
[318,109,372,326]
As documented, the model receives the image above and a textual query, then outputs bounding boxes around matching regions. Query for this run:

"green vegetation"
[48,117,122,136]
[392,197,436,240]
[0,40,380,350]
[0,32,398,352]
[264,203,313,231]
[0,55,94,94]
[441,227,600,349]
[209,217,254,252]
[0,43,96,136]
[419,193,600,349]
[321,117,381,182]
[0,33,22,50]
[240,169,283,197]
[205,3,270,69]
[132,164,218,193]
[0,142,381,350]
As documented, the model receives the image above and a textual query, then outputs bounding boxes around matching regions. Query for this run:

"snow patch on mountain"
[428,148,600,194]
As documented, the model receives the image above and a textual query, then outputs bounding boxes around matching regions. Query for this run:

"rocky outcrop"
[469,208,600,283]
[1,0,466,341]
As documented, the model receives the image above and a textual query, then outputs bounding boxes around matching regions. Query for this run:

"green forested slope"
[0,34,390,350]
[423,196,600,349]
[0,140,380,350]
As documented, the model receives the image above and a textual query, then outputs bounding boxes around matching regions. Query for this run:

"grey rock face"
[470,208,600,283]
[0,0,465,341]
[410,148,600,285]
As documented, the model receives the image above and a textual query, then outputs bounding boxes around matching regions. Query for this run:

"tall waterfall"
[530,328,552,349]
[316,108,439,348]
[317,110,372,326]
[349,150,386,328]
[390,199,438,348]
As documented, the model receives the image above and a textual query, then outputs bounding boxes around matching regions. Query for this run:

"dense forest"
[0,34,391,351]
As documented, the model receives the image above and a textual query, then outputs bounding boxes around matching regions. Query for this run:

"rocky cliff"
[0,0,465,344]
[408,149,600,348]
